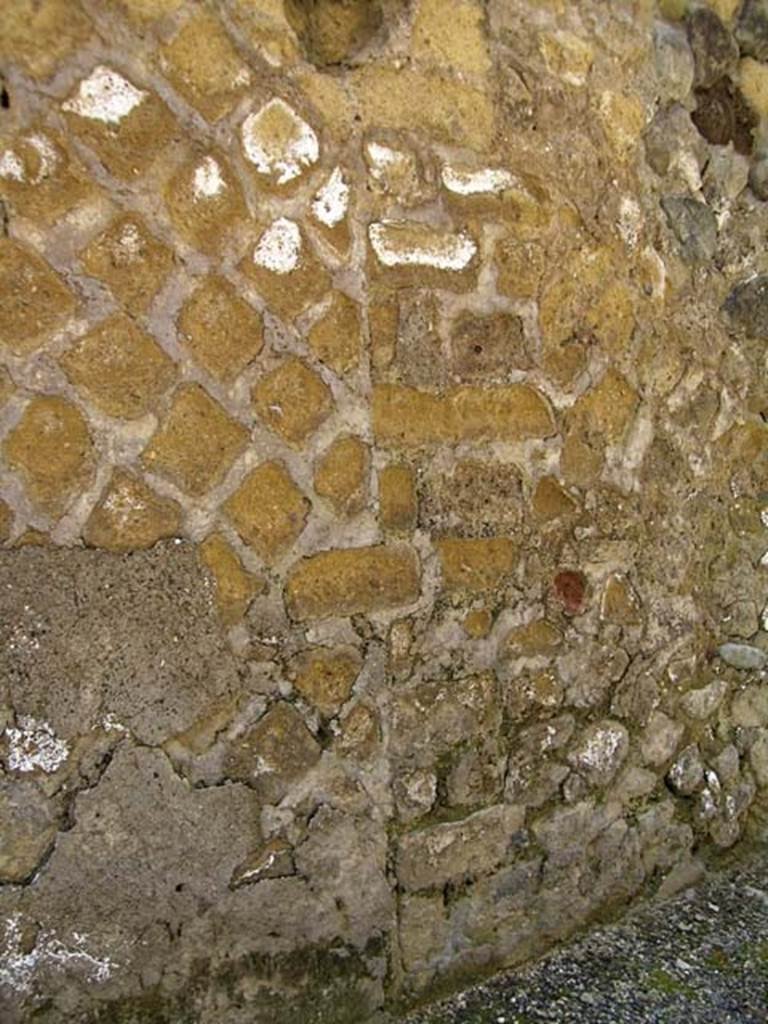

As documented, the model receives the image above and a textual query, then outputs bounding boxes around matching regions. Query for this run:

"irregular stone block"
[397,805,525,892]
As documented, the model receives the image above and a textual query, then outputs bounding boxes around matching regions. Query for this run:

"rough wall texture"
[2,0,768,1020]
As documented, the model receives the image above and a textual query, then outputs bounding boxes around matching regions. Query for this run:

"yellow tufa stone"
[60,313,176,420]
[333,701,380,759]
[411,0,491,76]
[378,464,418,533]
[0,367,13,406]
[224,461,310,563]
[289,646,362,717]
[372,384,555,446]
[4,396,92,515]
[601,574,642,625]
[540,30,594,86]
[252,358,333,447]
[80,214,174,317]
[463,608,493,638]
[369,291,399,372]
[241,218,330,320]
[560,431,605,488]
[142,384,248,496]
[285,544,421,619]
[307,291,362,375]
[178,276,263,384]
[739,58,768,117]
[84,468,182,552]
[504,619,563,658]
[352,67,494,151]
[224,702,321,801]
[0,129,97,224]
[569,367,639,445]
[160,12,252,122]
[62,65,178,182]
[596,91,647,162]
[368,220,479,291]
[0,0,93,79]
[239,98,319,189]
[0,498,13,543]
[164,152,248,254]
[199,533,264,625]
[314,436,369,516]
[436,537,517,592]
[115,0,184,24]
[532,476,578,523]
[0,240,76,355]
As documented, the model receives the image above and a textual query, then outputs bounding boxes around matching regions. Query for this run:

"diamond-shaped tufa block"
[241,217,330,321]
[0,240,76,356]
[142,383,249,496]
[164,152,248,254]
[83,468,182,552]
[252,357,333,447]
[159,11,252,122]
[307,290,362,375]
[59,314,176,420]
[240,98,319,188]
[80,214,174,316]
[62,65,178,181]
[0,0,93,80]
[0,128,98,224]
[178,276,263,384]
[3,396,93,515]
[224,460,310,563]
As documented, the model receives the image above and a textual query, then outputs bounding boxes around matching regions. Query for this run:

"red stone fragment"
[553,570,587,616]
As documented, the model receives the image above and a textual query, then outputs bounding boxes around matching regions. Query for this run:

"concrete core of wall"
[1,0,768,1020]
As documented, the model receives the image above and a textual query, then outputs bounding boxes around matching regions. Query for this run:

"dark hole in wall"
[284,0,387,67]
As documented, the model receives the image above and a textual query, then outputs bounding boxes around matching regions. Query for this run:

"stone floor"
[402,854,768,1024]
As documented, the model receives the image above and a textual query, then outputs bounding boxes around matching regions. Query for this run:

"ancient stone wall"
[2,0,768,1020]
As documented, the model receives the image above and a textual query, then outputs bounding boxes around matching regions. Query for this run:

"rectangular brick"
[285,544,420,620]
[372,384,555,446]
[436,537,517,592]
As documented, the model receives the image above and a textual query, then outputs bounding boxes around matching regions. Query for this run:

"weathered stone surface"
[80,214,173,316]
[225,461,310,563]
[4,397,92,515]
[0,0,92,78]
[662,196,718,262]
[373,384,555,446]
[3,2,768,1017]
[225,701,321,801]
[165,152,248,253]
[0,129,96,224]
[160,12,251,122]
[285,545,420,619]
[84,469,181,552]
[379,463,417,532]
[143,384,248,495]
[0,545,243,746]
[178,276,263,383]
[199,533,264,624]
[314,435,369,515]
[0,240,75,355]
[253,358,333,446]
[289,646,362,717]
[307,291,362,374]
[61,314,176,420]
[63,66,178,181]
[397,805,524,893]
[0,779,57,883]
[436,537,517,592]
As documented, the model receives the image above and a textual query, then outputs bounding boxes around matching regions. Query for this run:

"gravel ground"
[402,858,768,1024]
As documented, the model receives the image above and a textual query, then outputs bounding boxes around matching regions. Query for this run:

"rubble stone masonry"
[1,0,768,1020]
